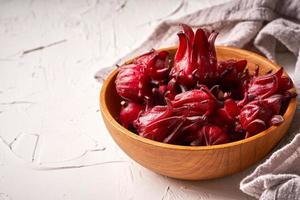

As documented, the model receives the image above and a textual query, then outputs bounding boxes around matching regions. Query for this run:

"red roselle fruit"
[141,115,184,142]
[192,29,218,84]
[133,103,184,142]
[214,98,240,125]
[134,49,170,81]
[239,94,284,137]
[170,30,194,86]
[247,67,293,99]
[115,64,151,102]
[191,125,229,146]
[164,115,208,144]
[170,24,219,87]
[171,88,220,116]
[239,102,270,137]
[119,101,145,129]
[133,104,173,135]
[218,60,247,83]
[115,24,296,146]
[261,94,283,114]
[278,76,293,92]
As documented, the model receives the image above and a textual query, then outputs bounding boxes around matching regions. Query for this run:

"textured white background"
[0,0,296,199]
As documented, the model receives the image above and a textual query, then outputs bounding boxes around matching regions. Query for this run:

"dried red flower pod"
[164,115,207,144]
[170,31,194,86]
[217,59,247,85]
[193,125,229,146]
[278,76,293,92]
[247,67,292,99]
[141,116,184,142]
[134,49,170,81]
[115,64,151,102]
[171,89,219,116]
[192,29,218,84]
[134,101,208,144]
[214,98,239,125]
[239,94,284,138]
[239,102,269,137]
[133,103,173,135]
[181,24,194,43]
[170,25,219,87]
[261,94,283,115]
[134,100,192,142]
[119,101,145,129]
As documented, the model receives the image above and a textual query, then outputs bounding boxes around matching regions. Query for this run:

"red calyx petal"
[171,89,219,116]
[134,50,170,81]
[181,24,194,44]
[192,28,211,83]
[171,32,194,86]
[134,103,173,134]
[142,116,184,142]
[200,125,230,145]
[247,67,283,99]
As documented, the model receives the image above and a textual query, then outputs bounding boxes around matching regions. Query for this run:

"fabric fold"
[240,134,300,199]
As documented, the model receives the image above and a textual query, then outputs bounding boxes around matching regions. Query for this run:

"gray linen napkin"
[240,134,300,199]
[96,0,300,199]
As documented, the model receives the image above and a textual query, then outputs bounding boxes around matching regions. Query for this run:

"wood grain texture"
[100,46,297,180]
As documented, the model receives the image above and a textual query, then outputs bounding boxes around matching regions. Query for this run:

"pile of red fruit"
[115,24,296,146]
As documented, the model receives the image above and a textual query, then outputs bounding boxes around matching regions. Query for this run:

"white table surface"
[0,0,297,199]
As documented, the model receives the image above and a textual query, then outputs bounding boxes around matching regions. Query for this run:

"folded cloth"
[96,0,300,199]
[240,134,300,199]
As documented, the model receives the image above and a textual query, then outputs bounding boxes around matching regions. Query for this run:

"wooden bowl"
[100,46,297,180]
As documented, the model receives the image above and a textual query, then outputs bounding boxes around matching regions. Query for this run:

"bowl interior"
[102,46,296,149]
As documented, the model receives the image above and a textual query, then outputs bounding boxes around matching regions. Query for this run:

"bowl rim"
[100,46,297,151]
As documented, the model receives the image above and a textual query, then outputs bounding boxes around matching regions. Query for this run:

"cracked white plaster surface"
[0,193,10,200]
[0,0,196,171]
